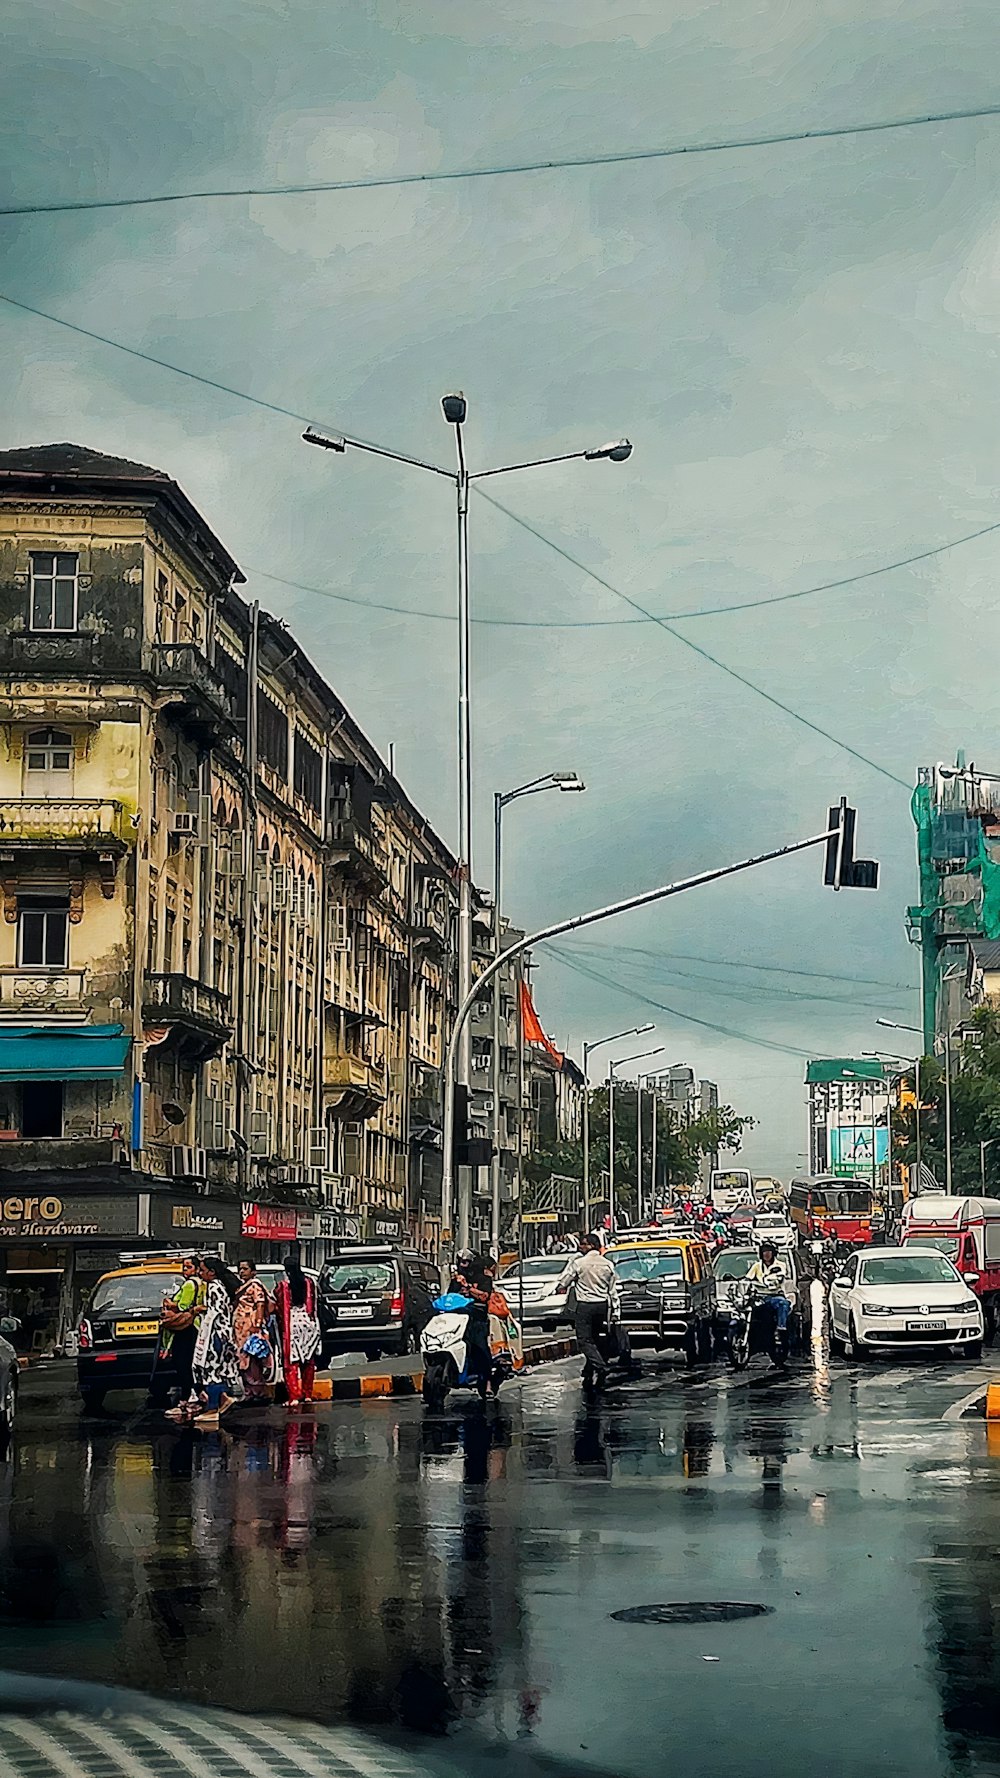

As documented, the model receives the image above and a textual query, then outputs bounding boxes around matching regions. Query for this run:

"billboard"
[829,1125,888,1177]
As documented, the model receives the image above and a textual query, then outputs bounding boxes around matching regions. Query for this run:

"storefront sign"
[521,1211,560,1225]
[365,1210,403,1242]
[0,1194,139,1241]
[296,1215,319,1241]
[149,1197,241,1241]
[241,1202,300,1241]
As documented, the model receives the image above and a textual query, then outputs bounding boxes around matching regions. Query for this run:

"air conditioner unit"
[169,1145,207,1178]
[170,811,201,840]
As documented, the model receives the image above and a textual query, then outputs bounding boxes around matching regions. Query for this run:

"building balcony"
[0,798,132,855]
[151,642,234,743]
[0,966,88,1018]
[412,901,448,950]
[142,972,233,1060]
[0,1135,120,1171]
[329,815,389,887]
[321,1050,387,1118]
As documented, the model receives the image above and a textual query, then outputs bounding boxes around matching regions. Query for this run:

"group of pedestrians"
[159,1255,322,1426]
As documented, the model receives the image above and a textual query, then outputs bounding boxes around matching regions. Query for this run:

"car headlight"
[861,1302,890,1317]
[952,1300,981,1315]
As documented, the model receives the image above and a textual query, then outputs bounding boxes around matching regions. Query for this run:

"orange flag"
[520,980,564,1066]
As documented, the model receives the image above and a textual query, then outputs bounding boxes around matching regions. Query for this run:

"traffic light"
[824,798,879,891]
[450,1083,495,1169]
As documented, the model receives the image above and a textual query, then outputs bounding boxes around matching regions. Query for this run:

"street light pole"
[609,1046,665,1231]
[582,1022,654,1230]
[440,814,855,1256]
[305,411,631,1256]
[490,772,585,1250]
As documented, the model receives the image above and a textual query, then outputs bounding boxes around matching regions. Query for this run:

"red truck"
[901,1195,1000,1338]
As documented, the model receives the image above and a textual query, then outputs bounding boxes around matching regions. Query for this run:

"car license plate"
[115,1320,159,1337]
[338,1305,374,1319]
[907,1319,946,1332]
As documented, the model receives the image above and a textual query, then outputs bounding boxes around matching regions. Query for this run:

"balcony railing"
[0,799,132,850]
[329,815,389,884]
[150,642,234,736]
[0,966,88,1012]
[142,972,233,1055]
[322,1052,386,1097]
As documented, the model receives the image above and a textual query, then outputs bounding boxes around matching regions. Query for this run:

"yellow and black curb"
[322,1336,578,1403]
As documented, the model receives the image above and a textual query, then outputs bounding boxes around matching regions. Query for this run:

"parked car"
[77,1258,186,1411]
[606,1236,715,1365]
[712,1244,813,1352]
[498,1255,572,1328]
[828,1244,984,1360]
[254,1263,320,1302]
[318,1245,441,1362]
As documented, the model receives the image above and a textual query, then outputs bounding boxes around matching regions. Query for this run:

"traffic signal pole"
[441,805,877,1257]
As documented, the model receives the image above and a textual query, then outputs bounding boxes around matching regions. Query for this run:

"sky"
[2,0,999,1174]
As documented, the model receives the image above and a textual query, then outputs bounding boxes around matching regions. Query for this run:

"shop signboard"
[0,1193,139,1241]
[365,1210,404,1242]
[241,1202,300,1242]
[149,1197,241,1242]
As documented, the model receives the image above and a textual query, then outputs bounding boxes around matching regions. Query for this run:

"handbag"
[161,1304,194,1332]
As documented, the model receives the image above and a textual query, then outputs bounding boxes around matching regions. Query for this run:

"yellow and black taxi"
[606,1233,716,1364]
[77,1254,189,1411]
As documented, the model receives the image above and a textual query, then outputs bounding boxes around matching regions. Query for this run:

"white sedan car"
[499,1256,573,1328]
[828,1245,984,1359]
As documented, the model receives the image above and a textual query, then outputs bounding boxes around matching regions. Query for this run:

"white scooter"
[420,1293,516,1411]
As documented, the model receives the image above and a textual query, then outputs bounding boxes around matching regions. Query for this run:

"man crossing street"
[557,1233,617,1391]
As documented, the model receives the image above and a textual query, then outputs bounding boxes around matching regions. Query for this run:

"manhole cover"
[611,1602,773,1625]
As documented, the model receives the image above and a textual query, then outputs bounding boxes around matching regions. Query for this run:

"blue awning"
[0,1024,130,1081]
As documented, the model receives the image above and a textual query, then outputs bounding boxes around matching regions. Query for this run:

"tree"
[892,1004,1000,1194]
[523,1084,754,1222]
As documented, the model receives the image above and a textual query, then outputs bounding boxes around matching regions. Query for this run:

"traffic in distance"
[69,1179,996,1418]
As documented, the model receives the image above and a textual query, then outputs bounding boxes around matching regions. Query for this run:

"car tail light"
[78,1318,93,1351]
[390,1292,404,1318]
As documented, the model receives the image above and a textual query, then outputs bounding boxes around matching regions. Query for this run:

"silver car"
[499,1255,573,1328]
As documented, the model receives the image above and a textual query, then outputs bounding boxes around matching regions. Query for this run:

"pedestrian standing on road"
[192,1255,241,1428]
[556,1233,616,1392]
[274,1257,321,1408]
[234,1260,273,1401]
[161,1254,204,1423]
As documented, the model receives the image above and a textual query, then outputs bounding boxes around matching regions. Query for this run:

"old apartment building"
[0,442,491,1338]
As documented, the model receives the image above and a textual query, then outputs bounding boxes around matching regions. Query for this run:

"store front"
[0,1190,143,1354]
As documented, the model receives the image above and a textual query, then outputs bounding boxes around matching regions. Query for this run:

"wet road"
[4,1351,1000,1777]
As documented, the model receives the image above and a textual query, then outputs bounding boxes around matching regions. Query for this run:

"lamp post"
[609,1047,665,1232]
[878,972,964,1194]
[305,411,631,1251]
[491,771,585,1250]
[582,1024,654,1230]
[636,1068,661,1223]
[864,1048,923,1187]
[981,1139,998,1192]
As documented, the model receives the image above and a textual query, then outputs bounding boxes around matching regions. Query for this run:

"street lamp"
[879,967,965,1195]
[582,1023,654,1229]
[491,771,586,1249]
[305,407,631,1252]
[864,1049,923,1187]
[636,1068,662,1224]
[609,1047,665,1232]
[981,1138,999,1191]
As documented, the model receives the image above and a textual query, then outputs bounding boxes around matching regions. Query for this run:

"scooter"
[726,1282,788,1371]
[420,1294,517,1411]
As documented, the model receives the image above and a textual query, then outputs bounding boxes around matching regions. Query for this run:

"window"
[293,731,323,813]
[30,552,79,632]
[256,688,288,779]
[18,896,69,967]
[23,727,74,795]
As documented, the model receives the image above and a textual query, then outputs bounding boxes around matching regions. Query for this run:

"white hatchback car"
[828,1244,984,1359]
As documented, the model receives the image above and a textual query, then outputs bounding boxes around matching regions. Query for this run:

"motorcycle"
[420,1293,519,1411]
[726,1281,789,1371]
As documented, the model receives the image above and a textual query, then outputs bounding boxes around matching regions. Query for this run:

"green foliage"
[523,1084,754,1220]
[892,1004,1000,1194]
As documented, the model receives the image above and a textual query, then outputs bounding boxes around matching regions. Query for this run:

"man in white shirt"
[746,1240,793,1333]
[557,1233,617,1389]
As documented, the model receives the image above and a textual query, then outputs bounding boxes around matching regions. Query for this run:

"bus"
[789,1176,877,1247]
[710,1168,753,1213]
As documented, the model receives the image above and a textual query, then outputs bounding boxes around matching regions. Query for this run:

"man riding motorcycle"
[745,1239,794,1359]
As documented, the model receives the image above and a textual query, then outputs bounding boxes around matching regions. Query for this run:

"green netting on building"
[977,829,1000,940]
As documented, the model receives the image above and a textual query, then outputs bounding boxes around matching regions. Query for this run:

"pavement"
[4,1344,1000,1778]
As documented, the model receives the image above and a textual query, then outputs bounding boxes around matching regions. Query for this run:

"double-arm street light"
[878,963,965,1194]
[609,1046,665,1232]
[864,1049,923,1187]
[305,404,631,1249]
[491,771,585,1248]
[582,1023,654,1229]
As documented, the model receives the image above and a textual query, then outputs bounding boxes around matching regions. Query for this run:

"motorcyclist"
[745,1239,793,1356]
[449,1250,494,1389]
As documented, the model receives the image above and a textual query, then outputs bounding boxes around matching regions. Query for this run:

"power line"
[562,938,917,991]
[477,488,911,788]
[546,947,818,1057]
[248,515,1000,626]
[544,943,909,1008]
[3,101,999,218]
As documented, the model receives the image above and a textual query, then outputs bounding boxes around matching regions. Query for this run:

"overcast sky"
[3,0,999,1172]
